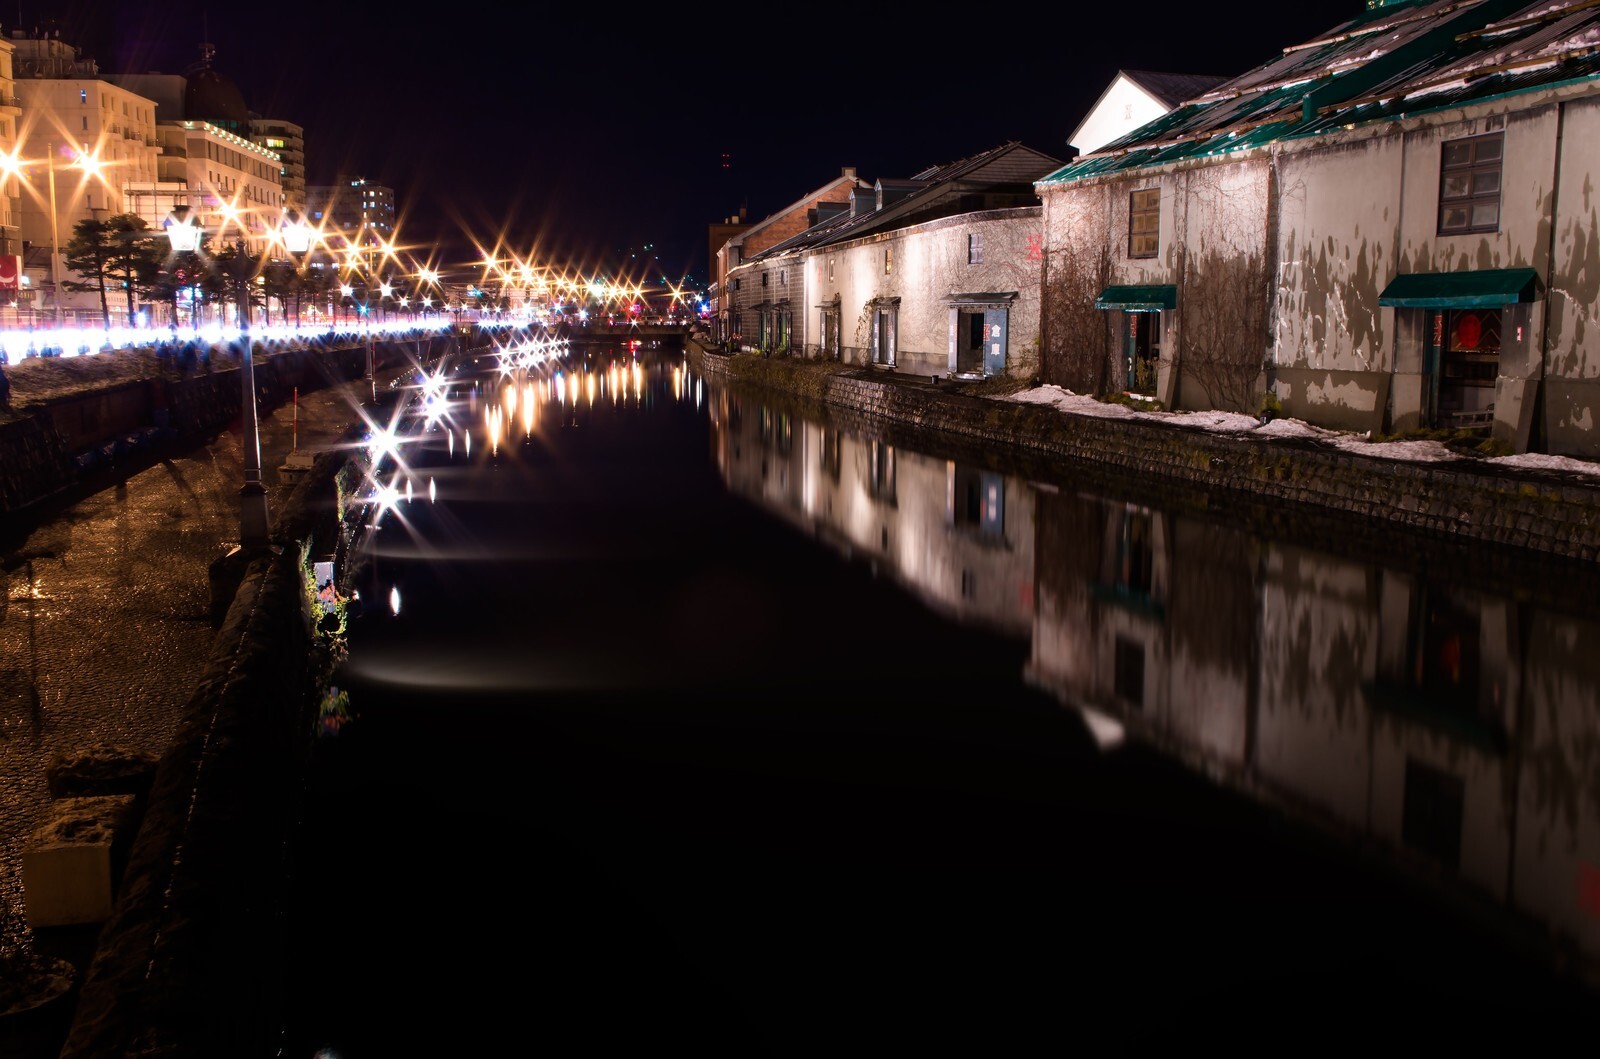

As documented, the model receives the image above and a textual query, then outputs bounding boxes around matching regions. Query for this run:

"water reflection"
[707,383,1600,984]
[707,387,1034,637]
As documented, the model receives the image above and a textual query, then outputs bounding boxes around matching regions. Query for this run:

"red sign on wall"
[0,254,20,291]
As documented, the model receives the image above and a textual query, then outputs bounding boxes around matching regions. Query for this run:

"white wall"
[1071,76,1172,157]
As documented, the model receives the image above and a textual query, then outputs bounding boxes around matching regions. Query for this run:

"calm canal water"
[281,343,1600,1056]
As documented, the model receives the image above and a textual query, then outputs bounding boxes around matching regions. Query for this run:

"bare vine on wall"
[1175,165,1274,414]
[854,300,874,356]
[1179,247,1270,414]
[1042,243,1112,394]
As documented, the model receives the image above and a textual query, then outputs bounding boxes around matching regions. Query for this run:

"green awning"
[1095,284,1176,311]
[1378,268,1542,308]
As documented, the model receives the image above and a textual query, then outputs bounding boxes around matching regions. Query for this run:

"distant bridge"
[551,321,693,343]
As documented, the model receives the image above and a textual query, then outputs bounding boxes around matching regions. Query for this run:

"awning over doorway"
[1094,284,1176,311]
[1378,268,1542,308]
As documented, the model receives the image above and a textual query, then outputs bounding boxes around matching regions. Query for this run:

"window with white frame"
[968,233,984,265]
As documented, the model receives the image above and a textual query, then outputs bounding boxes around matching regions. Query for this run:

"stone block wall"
[692,347,1600,562]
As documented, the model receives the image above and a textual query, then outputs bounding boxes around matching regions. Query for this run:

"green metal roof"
[1377,268,1542,308]
[1039,0,1592,189]
[1096,284,1177,310]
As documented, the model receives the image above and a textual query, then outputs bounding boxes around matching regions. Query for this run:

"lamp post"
[364,229,381,395]
[280,214,313,329]
[164,204,201,332]
[45,142,63,328]
[343,224,380,398]
[232,238,270,551]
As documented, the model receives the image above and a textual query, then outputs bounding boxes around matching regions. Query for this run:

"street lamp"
[278,212,314,329]
[163,204,201,333]
[353,224,392,398]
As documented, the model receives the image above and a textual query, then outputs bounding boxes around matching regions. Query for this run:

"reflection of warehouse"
[707,389,1034,638]
[1025,491,1600,971]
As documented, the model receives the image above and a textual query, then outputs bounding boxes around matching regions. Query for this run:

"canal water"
[280,343,1600,1056]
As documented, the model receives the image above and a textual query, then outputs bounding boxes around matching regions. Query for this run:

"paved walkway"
[0,364,408,1006]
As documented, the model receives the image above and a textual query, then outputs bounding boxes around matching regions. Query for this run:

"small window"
[761,273,768,287]
[79,89,87,104]
[885,247,892,275]
[828,261,835,283]
[968,233,984,265]
[1438,132,1503,235]
[1129,188,1159,258]
[733,278,740,291]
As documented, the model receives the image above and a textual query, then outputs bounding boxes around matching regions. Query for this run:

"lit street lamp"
[278,212,314,328]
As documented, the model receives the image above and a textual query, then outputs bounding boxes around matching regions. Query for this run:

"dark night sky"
[42,0,1366,285]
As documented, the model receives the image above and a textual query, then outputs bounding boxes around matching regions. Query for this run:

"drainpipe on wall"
[1533,100,1566,454]
[1263,148,1281,412]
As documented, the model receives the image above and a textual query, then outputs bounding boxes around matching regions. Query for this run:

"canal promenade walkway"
[0,345,422,1058]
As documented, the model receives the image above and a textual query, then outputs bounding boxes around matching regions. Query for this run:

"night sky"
[44,0,1367,284]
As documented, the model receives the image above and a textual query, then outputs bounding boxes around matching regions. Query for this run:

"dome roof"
[183,44,249,131]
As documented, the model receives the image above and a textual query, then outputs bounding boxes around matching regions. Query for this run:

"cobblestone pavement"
[0,365,405,974]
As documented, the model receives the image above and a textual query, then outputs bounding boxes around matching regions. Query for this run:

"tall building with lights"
[250,118,305,213]
[0,33,20,307]
[305,177,396,249]
[10,26,162,322]
[153,120,282,254]
[110,45,288,255]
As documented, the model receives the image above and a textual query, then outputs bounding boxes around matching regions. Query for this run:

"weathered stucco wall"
[1273,134,1402,432]
[1396,109,1555,279]
[805,208,1044,381]
[1275,136,1397,377]
[1545,96,1600,456]
[1173,158,1272,413]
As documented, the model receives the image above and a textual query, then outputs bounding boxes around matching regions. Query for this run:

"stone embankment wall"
[0,338,424,518]
[689,342,1600,563]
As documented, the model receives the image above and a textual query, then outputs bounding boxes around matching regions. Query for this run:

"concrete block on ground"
[22,795,138,928]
